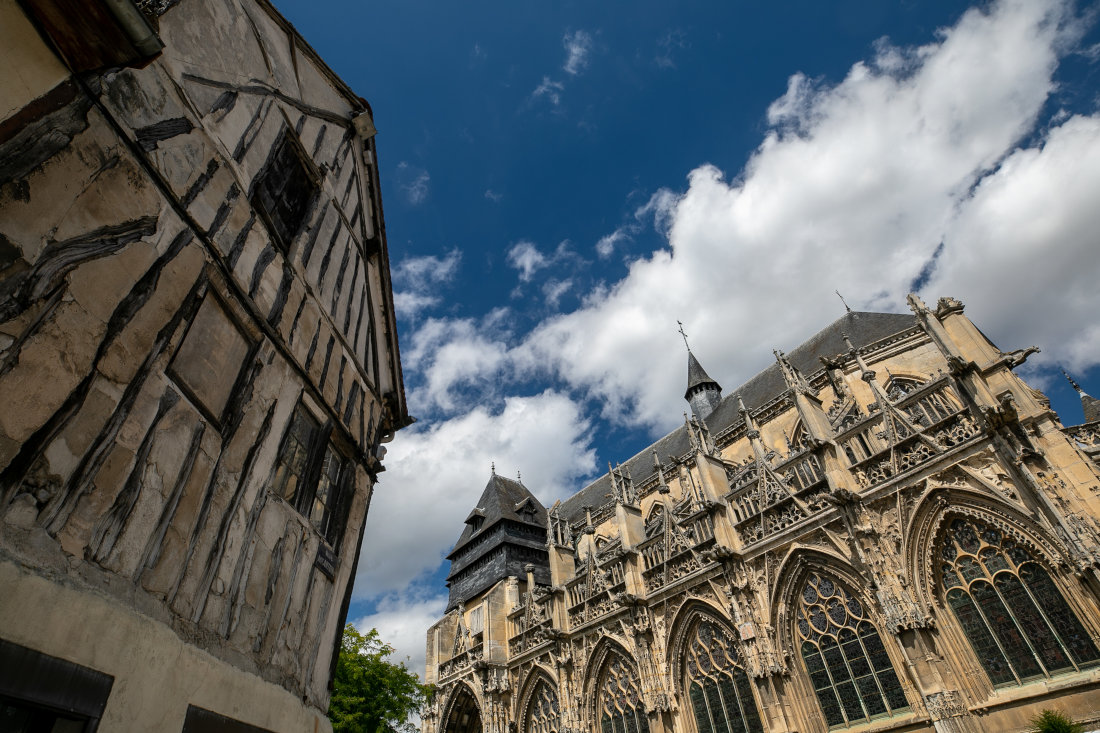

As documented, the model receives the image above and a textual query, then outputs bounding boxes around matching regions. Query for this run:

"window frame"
[250,128,320,255]
[270,400,355,553]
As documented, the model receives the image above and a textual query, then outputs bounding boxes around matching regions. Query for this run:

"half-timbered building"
[1,0,408,729]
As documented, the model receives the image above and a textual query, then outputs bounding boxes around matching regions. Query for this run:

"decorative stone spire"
[680,322,722,419]
[1064,370,1100,424]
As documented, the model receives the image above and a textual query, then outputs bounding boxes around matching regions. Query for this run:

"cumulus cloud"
[355,391,597,599]
[563,30,594,75]
[403,316,511,414]
[395,249,461,289]
[354,593,448,685]
[515,0,1081,431]
[391,250,461,319]
[926,113,1100,373]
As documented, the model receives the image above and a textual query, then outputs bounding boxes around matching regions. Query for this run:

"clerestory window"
[939,516,1100,686]
[271,402,353,549]
[797,574,908,727]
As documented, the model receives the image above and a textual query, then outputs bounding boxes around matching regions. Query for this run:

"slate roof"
[448,473,548,558]
[685,351,721,399]
[1082,393,1100,424]
[559,311,919,522]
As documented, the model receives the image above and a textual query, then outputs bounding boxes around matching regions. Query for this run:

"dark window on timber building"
[271,403,353,548]
[251,132,317,253]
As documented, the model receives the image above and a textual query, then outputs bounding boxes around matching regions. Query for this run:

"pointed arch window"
[598,651,650,733]
[683,618,763,733]
[796,574,908,727]
[523,678,559,733]
[939,516,1100,686]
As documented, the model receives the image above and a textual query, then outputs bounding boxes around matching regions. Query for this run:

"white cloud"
[925,113,1100,373]
[355,391,597,600]
[516,0,1080,431]
[507,240,549,282]
[596,228,632,258]
[563,30,593,76]
[403,316,511,414]
[531,76,565,107]
[395,249,461,289]
[485,189,503,203]
[542,278,573,307]
[354,593,448,684]
[393,291,440,320]
[392,250,461,320]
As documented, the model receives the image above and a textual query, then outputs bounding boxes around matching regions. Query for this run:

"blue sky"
[276,0,1100,675]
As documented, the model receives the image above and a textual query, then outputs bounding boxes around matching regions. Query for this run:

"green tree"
[1029,710,1084,733]
[329,624,432,733]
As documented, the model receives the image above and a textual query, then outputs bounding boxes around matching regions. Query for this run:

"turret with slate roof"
[680,321,723,419]
[445,467,551,610]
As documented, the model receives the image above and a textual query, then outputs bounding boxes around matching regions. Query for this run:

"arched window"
[684,618,763,733]
[598,650,650,733]
[442,685,481,733]
[939,516,1100,685]
[796,574,908,727]
[523,678,559,733]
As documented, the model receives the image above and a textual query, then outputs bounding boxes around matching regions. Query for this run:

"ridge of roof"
[559,311,918,522]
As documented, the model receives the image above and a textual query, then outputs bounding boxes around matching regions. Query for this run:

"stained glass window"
[524,678,559,733]
[796,574,908,727]
[598,651,650,733]
[939,516,1100,686]
[683,619,763,733]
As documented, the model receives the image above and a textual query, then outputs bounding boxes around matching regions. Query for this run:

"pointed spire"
[774,348,813,396]
[1064,369,1100,423]
[836,290,852,313]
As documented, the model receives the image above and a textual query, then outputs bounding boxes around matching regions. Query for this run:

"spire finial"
[491,461,496,475]
[677,320,691,352]
[836,290,852,313]
[1063,369,1087,395]
[517,470,522,482]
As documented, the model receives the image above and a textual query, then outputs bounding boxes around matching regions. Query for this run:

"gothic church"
[423,296,1100,733]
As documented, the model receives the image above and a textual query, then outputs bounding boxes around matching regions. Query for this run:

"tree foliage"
[329,624,432,733]
[1029,710,1084,733]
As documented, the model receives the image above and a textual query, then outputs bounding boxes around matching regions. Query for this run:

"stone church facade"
[1,0,408,730]
[423,297,1100,733]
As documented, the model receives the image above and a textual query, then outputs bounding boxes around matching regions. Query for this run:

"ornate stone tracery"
[936,515,1100,686]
